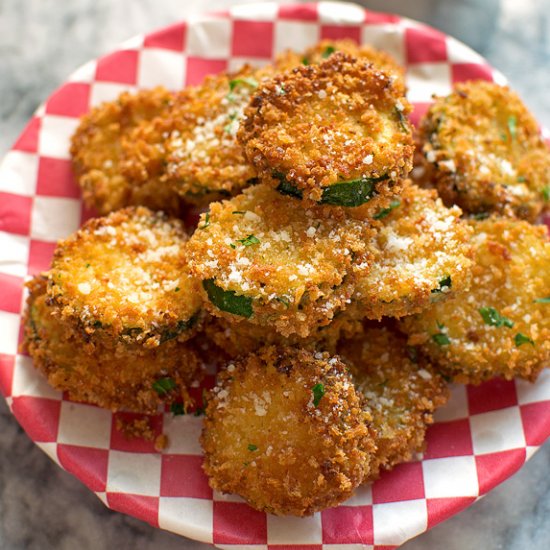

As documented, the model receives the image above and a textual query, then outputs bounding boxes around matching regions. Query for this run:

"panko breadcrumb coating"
[204,314,363,358]
[419,80,550,221]
[70,87,182,215]
[47,207,202,348]
[338,325,449,478]
[24,276,203,413]
[123,65,276,206]
[187,184,375,338]
[201,346,375,516]
[302,39,406,91]
[238,53,414,205]
[400,218,550,384]
[350,180,473,319]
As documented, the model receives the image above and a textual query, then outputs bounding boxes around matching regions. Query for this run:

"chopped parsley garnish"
[312,383,325,407]
[431,275,452,294]
[247,444,258,452]
[175,287,180,292]
[507,115,517,139]
[276,84,286,95]
[322,45,336,58]
[203,279,253,318]
[170,402,186,416]
[543,185,550,202]
[478,307,514,328]
[232,210,246,215]
[517,175,526,183]
[153,377,177,396]
[237,234,260,246]
[229,243,236,249]
[301,57,310,66]
[200,212,210,230]
[515,333,534,347]
[472,212,490,220]
[534,296,550,303]
[85,263,91,268]
[432,332,451,346]
[373,199,401,220]
[229,77,258,91]
[432,321,450,346]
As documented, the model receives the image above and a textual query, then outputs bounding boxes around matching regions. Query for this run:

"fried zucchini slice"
[350,181,473,319]
[122,65,275,207]
[47,207,202,348]
[204,314,363,358]
[238,53,414,205]
[24,276,203,413]
[400,218,550,384]
[419,80,550,221]
[338,325,449,478]
[201,346,375,516]
[187,184,374,337]
[70,87,182,215]
[301,39,405,91]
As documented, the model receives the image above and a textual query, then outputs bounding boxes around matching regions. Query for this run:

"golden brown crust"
[187,184,375,337]
[47,207,203,348]
[400,218,550,384]
[204,314,364,358]
[201,346,375,516]
[24,276,203,413]
[123,65,275,206]
[238,53,414,204]
[70,87,182,215]
[419,80,550,221]
[350,180,473,319]
[302,39,406,92]
[338,325,449,479]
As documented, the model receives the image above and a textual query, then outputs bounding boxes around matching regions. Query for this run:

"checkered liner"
[0,2,548,548]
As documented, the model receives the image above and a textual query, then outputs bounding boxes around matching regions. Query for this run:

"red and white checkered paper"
[0,2,549,548]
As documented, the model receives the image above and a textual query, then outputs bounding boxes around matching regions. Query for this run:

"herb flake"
[237,234,260,247]
[229,77,258,91]
[515,333,534,347]
[373,199,401,220]
[247,444,258,452]
[322,45,336,58]
[200,212,210,230]
[170,402,186,416]
[534,296,550,304]
[432,275,452,294]
[312,383,325,407]
[479,307,514,328]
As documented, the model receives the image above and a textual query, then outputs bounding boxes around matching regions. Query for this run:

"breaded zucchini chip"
[187,184,374,337]
[338,325,449,478]
[201,346,375,516]
[301,39,405,91]
[24,276,203,413]
[47,207,202,348]
[400,218,550,384]
[204,314,363,358]
[70,87,181,215]
[123,65,275,206]
[350,181,473,319]
[238,53,414,205]
[419,80,550,221]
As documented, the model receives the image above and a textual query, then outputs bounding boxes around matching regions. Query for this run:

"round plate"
[1,2,549,548]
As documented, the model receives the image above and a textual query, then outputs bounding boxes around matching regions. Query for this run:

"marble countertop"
[1,0,549,548]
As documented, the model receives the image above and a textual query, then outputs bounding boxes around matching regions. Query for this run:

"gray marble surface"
[1,0,549,548]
